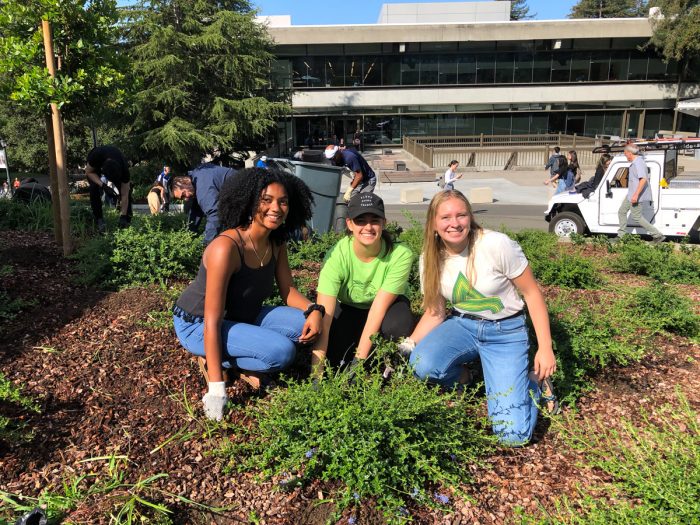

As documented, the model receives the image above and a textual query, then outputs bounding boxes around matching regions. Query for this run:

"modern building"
[263,2,700,150]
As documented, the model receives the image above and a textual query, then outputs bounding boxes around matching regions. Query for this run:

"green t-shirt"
[317,236,413,309]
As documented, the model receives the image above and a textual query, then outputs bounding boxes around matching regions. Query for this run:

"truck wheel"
[549,212,585,237]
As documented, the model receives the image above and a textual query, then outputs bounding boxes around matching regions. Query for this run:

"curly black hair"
[218,167,314,243]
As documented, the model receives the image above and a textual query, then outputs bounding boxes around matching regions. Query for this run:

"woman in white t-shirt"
[443,160,461,191]
[403,190,558,445]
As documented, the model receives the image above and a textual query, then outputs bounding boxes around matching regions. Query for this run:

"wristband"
[303,303,325,319]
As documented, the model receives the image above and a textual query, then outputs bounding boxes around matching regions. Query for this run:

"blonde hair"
[421,190,482,313]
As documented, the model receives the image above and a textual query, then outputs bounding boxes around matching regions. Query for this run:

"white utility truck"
[545,138,700,243]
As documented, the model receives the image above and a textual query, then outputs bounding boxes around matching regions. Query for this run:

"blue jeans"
[409,314,540,445]
[173,306,304,373]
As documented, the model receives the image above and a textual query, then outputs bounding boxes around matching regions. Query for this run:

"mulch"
[1,231,698,524]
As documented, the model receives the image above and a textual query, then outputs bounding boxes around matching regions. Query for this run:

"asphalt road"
[385,203,549,232]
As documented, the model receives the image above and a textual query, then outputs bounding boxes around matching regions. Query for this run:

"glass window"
[659,111,674,133]
[589,51,610,81]
[401,56,420,85]
[326,56,344,87]
[384,56,400,86]
[400,115,425,136]
[440,55,459,84]
[511,114,530,134]
[292,57,323,87]
[365,116,396,144]
[513,53,533,83]
[458,55,476,84]
[646,57,668,81]
[362,57,382,86]
[270,59,292,89]
[549,113,566,133]
[476,54,495,84]
[474,114,493,134]
[628,51,647,80]
[570,52,590,82]
[679,114,700,133]
[551,52,571,82]
[585,112,605,137]
[609,51,629,81]
[437,114,457,136]
[421,55,440,85]
[493,114,512,134]
[530,113,549,134]
[344,56,362,87]
[603,112,623,136]
[455,114,475,135]
[495,53,514,84]
[532,52,551,82]
[642,110,661,138]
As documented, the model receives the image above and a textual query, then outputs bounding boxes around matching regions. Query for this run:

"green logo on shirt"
[452,272,504,313]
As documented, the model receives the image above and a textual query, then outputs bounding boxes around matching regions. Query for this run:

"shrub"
[0,199,95,236]
[612,239,700,284]
[287,230,343,269]
[220,340,495,522]
[624,283,700,339]
[536,253,603,289]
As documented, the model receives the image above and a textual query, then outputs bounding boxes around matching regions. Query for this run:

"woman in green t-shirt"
[312,193,415,372]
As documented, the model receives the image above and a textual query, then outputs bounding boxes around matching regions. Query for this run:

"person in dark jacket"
[576,154,612,198]
[187,163,236,244]
[84,145,132,232]
[324,145,377,202]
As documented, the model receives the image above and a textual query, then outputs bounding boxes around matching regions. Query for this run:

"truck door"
[599,162,661,226]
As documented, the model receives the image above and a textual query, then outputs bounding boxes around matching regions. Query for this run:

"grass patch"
[218,339,495,522]
[0,372,40,443]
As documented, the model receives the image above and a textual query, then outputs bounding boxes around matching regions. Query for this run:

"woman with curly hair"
[404,190,558,445]
[172,168,323,420]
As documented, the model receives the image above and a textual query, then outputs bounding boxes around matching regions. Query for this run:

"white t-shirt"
[444,168,457,185]
[419,230,529,320]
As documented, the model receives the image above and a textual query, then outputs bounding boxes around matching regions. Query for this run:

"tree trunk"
[44,114,62,247]
[42,20,72,255]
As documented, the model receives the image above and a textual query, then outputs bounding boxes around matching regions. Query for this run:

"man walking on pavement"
[615,144,665,244]
[324,144,376,202]
[187,162,236,244]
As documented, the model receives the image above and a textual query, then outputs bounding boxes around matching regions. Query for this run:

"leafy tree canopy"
[569,0,648,18]
[0,0,126,117]
[123,0,290,168]
[497,0,535,20]
[647,0,700,62]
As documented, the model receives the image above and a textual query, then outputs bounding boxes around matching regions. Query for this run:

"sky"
[252,0,579,25]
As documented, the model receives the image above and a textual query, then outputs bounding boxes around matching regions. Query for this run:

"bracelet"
[303,303,325,319]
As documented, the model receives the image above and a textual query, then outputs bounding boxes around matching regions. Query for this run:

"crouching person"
[311,193,416,374]
[405,190,559,445]
[172,168,323,420]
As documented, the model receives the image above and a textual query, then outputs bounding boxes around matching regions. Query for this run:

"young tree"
[497,0,535,20]
[123,0,290,169]
[569,0,648,18]
[647,1,700,130]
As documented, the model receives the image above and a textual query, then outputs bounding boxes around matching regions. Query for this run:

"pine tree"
[123,0,289,167]
[497,0,535,20]
[569,0,648,18]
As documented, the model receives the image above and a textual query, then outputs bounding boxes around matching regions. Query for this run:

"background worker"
[84,145,132,232]
[324,145,376,202]
[187,162,236,244]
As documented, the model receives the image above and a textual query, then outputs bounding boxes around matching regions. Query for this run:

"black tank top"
[175,231,276,324]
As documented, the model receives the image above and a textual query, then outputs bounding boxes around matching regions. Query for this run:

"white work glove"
[397,337,416,357]
[343,187,353,202]
[202,381,227,421]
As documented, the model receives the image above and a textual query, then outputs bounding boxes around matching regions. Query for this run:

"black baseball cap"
[347,193,385,219]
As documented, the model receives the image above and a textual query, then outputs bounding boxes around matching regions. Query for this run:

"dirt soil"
[1,231,698,524]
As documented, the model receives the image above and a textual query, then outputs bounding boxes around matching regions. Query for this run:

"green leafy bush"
[287,230,343,269]
[536,253,603,289]
[612,239,700,284]
[624,283,700,339]
[0,199,94,235]
[220,341,495,521]
[72,214,202,288]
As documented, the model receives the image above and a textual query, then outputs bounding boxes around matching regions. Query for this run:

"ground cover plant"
[220,339,496,522]
[1,226,699,524]
[610,236,700,284]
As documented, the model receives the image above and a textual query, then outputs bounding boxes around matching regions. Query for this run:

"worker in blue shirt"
[255,155,268,169]
[187,163,236,244]
[324,145,376,201]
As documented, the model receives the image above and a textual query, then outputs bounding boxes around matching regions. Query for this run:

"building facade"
[265,7,700,150]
